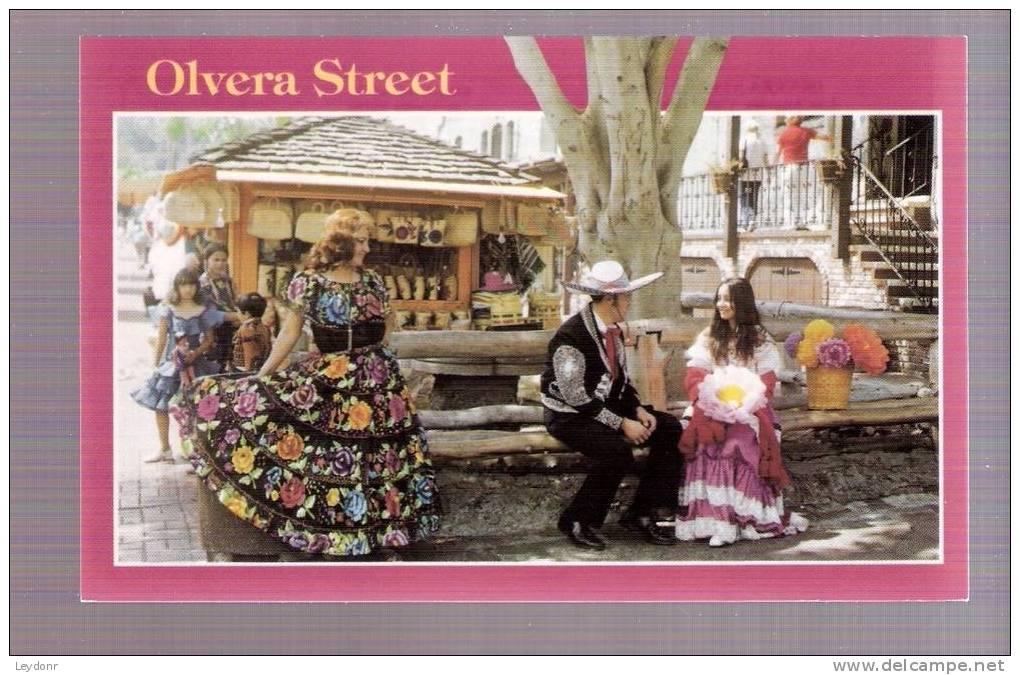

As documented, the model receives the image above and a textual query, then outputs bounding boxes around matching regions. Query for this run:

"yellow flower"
[326,488,340,507]
[804,319,835,342]
[796,338,821,369]
[324,356,350,379]
[231,447,255,474]
[716,384,746,406]
[270,490,280,502]
[348,400,373,431]
[224,494,248,518]
[200,378,216,391]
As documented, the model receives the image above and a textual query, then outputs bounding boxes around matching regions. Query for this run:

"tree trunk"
[505,36,728,320]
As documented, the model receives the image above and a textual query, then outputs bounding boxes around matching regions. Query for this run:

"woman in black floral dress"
[176,209,439,557]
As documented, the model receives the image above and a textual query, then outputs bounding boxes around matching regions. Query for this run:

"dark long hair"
[709,277,765,364]
[166,268,201,306]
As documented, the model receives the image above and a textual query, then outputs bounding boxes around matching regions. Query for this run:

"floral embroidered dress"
[675,331,808,545]
[132,304,224,412]
[175,269,440,557]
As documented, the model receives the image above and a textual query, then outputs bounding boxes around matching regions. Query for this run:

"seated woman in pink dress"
[675,278,808,547]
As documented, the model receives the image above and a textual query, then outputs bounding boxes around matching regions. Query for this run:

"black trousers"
[546,409,685,527]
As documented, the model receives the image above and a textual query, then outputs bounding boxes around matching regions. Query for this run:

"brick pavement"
[115,243,206,563]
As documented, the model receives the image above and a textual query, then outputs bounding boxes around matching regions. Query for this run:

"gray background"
[10,10,1008,655]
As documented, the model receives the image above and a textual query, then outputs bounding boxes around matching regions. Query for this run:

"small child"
[231,292,272,372]
[131,268,224,463]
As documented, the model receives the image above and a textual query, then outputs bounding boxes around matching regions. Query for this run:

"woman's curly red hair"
[304,208,375,271]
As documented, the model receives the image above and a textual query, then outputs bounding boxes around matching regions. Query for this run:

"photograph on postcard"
[80,34,966,601]
[113,108,942,565]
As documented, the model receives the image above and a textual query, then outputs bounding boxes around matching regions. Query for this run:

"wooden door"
[748,257,825,305]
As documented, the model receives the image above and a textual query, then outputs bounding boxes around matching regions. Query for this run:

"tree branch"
[657,37,728,222]
[505,36,581,123]
[645,37,678,121]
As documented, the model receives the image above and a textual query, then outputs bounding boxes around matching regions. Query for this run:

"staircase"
[848,124,939,314]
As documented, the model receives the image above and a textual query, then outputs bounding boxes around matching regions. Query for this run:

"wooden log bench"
[422,397,939,460]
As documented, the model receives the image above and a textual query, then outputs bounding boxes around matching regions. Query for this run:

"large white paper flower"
[696,365,768,425]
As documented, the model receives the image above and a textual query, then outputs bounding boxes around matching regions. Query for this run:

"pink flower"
[279,478,306,509]
[816,338,853,369]
[224,428,241,445]
[196,394,221,422]
[287,275,307,303]
[290,383,318,410]
[388,394,407,423]
[382,529,409,547]
[233,392,259,418]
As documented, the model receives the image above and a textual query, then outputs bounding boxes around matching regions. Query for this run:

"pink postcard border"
[80,36,967,602]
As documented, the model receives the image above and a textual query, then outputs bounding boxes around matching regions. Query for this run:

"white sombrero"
[563,260,663,295]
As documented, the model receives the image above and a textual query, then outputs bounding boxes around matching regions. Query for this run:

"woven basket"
[248,198,294,240]
[294,201,330,243]
[164,187,207,226]
[806,365,854,410]
[530,292,562,330]
[216,182,240,223]
[419,218,447,247]
[443,210,479,246]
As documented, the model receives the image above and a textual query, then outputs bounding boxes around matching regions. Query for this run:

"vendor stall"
[158,116,567,331]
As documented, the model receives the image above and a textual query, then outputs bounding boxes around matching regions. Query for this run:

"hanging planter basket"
[816,158,846,183]
[709,171,737,195]
[805,365,854,410]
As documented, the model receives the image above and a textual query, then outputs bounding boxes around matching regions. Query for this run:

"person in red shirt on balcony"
[776,115,833,164]
[777,115,834,229]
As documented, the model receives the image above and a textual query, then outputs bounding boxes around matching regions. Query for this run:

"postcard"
[81,35,967,602]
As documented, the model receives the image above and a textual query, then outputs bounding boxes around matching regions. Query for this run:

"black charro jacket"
[540,302,642,430]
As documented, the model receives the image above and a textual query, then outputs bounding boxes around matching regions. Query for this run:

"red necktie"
[604,326,622,380]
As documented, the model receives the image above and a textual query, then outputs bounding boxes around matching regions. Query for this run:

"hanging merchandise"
[164,187,207,226]
[192,183,226,228]
[393,216,420,244]
[517,202,562,237]
[419,218,447,247]
[373,210,397,242]
[443,209,479,246]
[216,182,240,223]
[248,198,294,240]
[294,201,328,243]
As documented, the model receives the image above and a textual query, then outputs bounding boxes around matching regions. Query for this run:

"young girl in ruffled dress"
[676,278,808,546]
[132,268,224,463]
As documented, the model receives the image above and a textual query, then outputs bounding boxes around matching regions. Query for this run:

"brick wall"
[681,232,889,309]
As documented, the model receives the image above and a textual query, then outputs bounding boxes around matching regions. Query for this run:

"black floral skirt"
[173,344,440,556]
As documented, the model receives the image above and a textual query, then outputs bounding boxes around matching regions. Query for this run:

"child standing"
[131,268,224,463]
[230,292,272,372]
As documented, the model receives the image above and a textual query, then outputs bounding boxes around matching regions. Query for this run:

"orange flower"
[843,323,889,375]
[324,356,350,379]
[347,400,373,431]
[276,432,305,460]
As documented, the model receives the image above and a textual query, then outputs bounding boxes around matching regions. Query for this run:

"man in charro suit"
[541,261,685,550]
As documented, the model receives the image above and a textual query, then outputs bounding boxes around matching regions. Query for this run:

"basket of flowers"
[785,320,890,410]
[708,160,742,195]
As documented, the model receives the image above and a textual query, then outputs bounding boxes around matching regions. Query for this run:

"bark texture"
[506,36,728,318]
